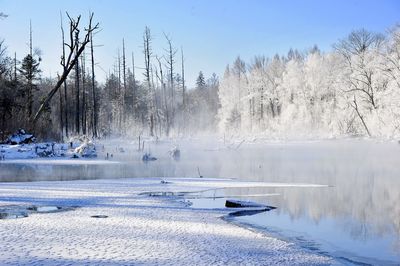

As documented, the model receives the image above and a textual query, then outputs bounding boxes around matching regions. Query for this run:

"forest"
[218,26,400,139]
[0,12,219,141]
[1,12,399,141]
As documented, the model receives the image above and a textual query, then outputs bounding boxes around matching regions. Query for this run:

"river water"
[1,138,399,264]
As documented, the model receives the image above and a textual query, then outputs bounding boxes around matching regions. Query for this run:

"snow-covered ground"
[0,177,336,265]
[0,135,97,160]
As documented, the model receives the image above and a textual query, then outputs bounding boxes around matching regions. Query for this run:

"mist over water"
[1,138,399,263]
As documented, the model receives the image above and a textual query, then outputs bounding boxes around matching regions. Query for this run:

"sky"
[0,0,399,87]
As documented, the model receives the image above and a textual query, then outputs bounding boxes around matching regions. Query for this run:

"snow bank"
[73,141,97,158]
[0,177,335,265]
[0,143,68,160]
[163,177,329,189]
[0,136,97,160]
[2,129,36,145]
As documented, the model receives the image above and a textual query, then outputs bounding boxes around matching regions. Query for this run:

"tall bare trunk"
[75,31,80,134]
[81,53,86,134]
[181,47,185,133]
[131,52,136,119]
[143,26,153,136]
[122,38,127,126]
[117,49,122,131]
[32,13,99,127]
[60,13,69,137]
[90,31,97,138]
[58,84,63,141]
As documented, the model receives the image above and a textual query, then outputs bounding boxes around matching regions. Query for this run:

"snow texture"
[0,177,336,265]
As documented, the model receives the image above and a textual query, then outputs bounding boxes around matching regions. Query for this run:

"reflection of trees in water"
[220,141,400,245]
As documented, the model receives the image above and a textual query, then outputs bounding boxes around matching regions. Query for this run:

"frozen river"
[1,138,399,264]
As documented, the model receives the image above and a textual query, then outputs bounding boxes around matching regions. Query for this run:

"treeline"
[3,12,398,141]
[100,28,219,138]
[0,13,219,141]
[218,26,400,138]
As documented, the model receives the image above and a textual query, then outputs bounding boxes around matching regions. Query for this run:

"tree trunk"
[352,96,371,137]
[131,52,136,119]
[143,27,153,137]
[181,47,185,134]
[32,13,99,128]
[58,84,64,141]
[81,53,86,135]
[60,12,69,137]
[75,31,80,134]
[122,38,127,126]
[90,31,98,138]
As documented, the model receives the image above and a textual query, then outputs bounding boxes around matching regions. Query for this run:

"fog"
[1,138,399,263]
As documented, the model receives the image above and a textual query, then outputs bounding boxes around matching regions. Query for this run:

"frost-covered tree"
[196,71,206,89]
[217,26,400,138]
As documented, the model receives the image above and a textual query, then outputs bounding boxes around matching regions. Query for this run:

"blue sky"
[0,0,399,87]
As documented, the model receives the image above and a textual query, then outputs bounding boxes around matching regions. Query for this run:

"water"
[1,138,399,264]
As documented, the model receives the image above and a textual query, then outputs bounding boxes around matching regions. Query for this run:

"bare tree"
[32,13,99,127]
[131,52,137,119]
[122,38,127,125]
[156,56,169,135]
[181,47,186,133]
[164,33,177,131]
[81,51,87,134]
[143,26,154,136]
[58,76,64,141]
[60,12,69,137]
[117,48,122,130]
[90,30,98,137]
[74,29,80,134]
[181,47,185,110]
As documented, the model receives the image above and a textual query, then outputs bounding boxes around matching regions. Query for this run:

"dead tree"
[58,75,63,141]
[122,38,127,125]
[90,30,98,138]
[60,12,69,137]
[181,47,186,133]
[27,20,33,120]
[143,26,154,136]
[156,56,169,136]
[74,30,80,134]
[164,33,177,130]
[117,49,122,130]
[81,51,86,134]
[131,52,137,119]
[32,13,99,127]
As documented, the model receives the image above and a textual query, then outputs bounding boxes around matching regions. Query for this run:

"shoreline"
[0,177,335,265]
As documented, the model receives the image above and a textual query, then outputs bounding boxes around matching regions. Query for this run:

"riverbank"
[0,177,335,265]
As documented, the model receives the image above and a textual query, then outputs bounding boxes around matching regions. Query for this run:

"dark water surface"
[1,139,399,264]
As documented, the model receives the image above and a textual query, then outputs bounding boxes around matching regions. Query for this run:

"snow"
[217,33,400,139]
[164,178,329,189]
[0,159,120,165]
[0,177,336,265]
[4,129,36,145]
[0,139,97,160]
[73,141,97,158]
